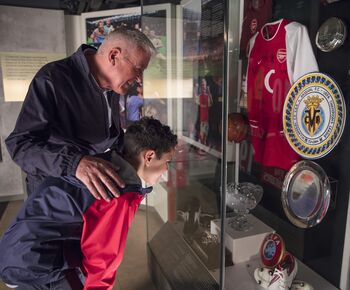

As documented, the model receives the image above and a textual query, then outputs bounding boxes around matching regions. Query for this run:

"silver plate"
[281,161,330,228]
[316,17,347,52]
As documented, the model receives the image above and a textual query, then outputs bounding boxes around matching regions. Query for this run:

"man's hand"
[75,155,125,202]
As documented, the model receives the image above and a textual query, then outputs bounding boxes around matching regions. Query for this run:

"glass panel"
[235,0,350,288]
[142,0,350,289]
[142,1,226,289]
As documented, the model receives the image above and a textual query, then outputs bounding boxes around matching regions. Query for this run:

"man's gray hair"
[105,27,156,57]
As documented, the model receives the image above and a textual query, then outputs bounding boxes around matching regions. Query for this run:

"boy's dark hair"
[123,117,178,160]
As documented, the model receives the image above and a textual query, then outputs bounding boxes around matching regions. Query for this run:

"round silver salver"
[316,17,347,52]
[281,161,330,228]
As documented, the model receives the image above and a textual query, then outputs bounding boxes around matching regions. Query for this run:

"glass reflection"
[288,170,320,219]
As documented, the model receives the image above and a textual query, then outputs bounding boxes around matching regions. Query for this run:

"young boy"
[0,117,177,290]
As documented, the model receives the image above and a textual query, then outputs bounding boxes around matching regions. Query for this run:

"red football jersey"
[246,19,318,170]
[240,0,272,56]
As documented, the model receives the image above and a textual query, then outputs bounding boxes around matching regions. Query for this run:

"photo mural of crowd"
[86,14,141,47]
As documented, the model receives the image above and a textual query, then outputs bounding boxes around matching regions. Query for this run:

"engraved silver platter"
[281,161,330,228]
[316,17,347,52]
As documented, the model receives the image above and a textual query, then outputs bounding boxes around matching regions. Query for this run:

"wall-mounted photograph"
[81,7,141,49]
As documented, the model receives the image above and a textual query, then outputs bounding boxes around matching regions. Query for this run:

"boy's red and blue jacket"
[0,151,152,290]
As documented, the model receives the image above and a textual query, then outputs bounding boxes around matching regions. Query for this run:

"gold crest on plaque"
[303,96,323,137]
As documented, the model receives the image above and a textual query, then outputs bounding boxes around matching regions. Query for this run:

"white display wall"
[0,5,66,199]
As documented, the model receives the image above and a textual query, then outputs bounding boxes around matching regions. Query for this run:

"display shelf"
[221,256,339,290]
[210,215,274,264]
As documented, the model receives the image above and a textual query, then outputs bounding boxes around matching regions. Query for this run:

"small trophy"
[226,182,263,231]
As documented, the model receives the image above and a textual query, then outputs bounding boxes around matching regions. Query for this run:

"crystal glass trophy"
[226,182,263,231]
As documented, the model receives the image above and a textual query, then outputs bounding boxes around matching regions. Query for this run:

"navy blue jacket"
[5,45,124,192]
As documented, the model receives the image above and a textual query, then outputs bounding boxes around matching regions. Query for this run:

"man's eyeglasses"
[122,56,143,78]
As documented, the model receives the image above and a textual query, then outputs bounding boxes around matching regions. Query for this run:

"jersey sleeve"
[242,32,259,101]
[81,192,143,290]
[285,22,319,84]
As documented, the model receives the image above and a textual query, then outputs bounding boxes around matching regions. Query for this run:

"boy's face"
[143,150,174,186]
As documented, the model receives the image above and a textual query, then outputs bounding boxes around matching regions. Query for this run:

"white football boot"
[254,267,274,288]
[291,280,314,290]
[267,252,298,290]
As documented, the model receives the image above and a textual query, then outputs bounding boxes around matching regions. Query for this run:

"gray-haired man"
[6,28,156,201]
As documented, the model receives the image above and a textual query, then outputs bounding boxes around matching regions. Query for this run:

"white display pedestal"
[209,215,339,289]
[210,215,274,264]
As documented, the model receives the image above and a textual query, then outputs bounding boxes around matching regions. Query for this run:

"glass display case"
[141,0,350,289]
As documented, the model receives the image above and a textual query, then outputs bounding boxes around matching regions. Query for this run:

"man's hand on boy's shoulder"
[75,155,125,202]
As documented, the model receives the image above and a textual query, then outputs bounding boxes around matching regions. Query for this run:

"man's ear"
[109,47,122,65]
[144,150,156,166]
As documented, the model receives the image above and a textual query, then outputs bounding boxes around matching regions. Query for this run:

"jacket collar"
[109,152,153,196]
[71,44,104,94]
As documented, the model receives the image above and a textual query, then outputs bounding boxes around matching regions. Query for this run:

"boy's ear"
[144,150,156,166]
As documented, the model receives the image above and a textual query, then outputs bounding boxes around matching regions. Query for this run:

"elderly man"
[5,28,156,201]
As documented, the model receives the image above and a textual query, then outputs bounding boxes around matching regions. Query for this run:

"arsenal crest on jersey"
[276,48,286,63]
